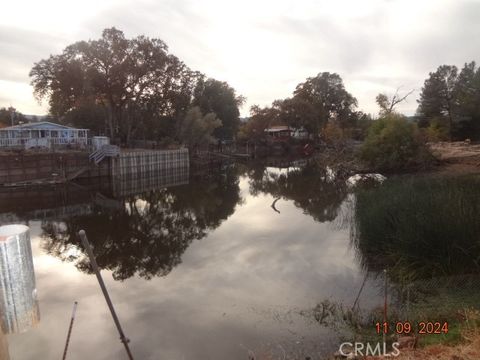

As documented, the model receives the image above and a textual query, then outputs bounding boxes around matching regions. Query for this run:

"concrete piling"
[0,225,40,334]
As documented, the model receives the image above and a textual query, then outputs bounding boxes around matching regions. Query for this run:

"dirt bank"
[429,141,480,176]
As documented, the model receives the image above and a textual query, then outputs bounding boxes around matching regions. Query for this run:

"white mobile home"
[0,122,89,149]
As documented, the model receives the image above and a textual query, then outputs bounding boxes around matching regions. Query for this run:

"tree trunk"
[447,102,453,142]
[107,106,114,140]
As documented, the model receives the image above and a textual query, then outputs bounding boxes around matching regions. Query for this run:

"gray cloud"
[401,1,480,71]
[0,0,479,116]
[79,0,216,69]
[255,12,386,75]
[0,26,65,82]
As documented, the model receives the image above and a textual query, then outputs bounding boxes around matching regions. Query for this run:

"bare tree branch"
[389,87,415,113]
[377,87,415,116]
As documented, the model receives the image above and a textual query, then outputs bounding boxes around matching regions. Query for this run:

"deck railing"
[0,138,25,147]
[0,137,89,148]
[50,138,88,145]
[89,145,120,164]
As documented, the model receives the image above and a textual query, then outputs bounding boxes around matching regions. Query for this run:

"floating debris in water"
[346,174,386,188]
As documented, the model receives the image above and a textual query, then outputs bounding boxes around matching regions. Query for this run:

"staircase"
[89,145,120,164]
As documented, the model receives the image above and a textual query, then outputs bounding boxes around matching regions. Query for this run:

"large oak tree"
[293,72,358,133]
[30,28,242,145]
[243,72,359,138]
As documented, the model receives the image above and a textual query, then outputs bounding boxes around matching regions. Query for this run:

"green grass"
[352,174,480,281]
[347,175,480,348]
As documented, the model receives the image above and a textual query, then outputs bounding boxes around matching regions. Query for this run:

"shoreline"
[313,141,480,178]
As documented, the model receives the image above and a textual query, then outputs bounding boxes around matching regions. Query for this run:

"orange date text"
[374,321,448,335]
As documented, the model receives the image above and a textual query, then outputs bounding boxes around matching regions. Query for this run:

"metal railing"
[89,145,120,164]
[0,137,88,148]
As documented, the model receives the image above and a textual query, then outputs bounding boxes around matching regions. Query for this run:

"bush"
[424,117,450,142]
[359,114,434,171]
[322,121,349,147]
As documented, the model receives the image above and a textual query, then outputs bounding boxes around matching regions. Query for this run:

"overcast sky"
[1,0,479,117]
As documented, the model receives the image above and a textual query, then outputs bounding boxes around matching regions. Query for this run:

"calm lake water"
[3,162,470,359]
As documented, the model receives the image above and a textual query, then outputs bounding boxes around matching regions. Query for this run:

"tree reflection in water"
[41,165,242,280]
[246,163,348,223]
[41,161,350,281]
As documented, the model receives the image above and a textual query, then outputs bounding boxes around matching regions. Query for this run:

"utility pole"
[9,107,15,127]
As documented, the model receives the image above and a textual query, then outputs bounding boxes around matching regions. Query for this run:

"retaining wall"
[0,148,189,186]
[0,152,109,185]
[111,148,189,177]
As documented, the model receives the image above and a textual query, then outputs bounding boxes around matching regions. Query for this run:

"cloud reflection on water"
[7,165,381,359]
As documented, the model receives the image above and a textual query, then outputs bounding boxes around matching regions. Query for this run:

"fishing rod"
[78,230,135,360]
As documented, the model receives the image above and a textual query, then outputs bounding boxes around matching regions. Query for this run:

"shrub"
[322,121,348,147]
[359,114,433,171]
[424,117,450,142]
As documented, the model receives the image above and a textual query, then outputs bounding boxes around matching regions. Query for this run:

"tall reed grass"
[353,175,480,281]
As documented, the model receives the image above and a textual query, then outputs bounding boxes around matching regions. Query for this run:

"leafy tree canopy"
[242,72,359,139]
[176,106,222,147]
[417,62,480,140]
[193,78,245,140]
[360,113,433,171]
[293,72,358,132]
[0,107,28,127]
[30,28,242,145]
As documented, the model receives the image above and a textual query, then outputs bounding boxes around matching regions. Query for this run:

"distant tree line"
[0,107,29,127]
[240,62,480,145]
[28,28,480,149]
[239,72,370,143]
[29,28,244,146]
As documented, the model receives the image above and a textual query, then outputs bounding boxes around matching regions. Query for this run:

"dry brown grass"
[367,309,480,360]
[245,310,480,359]
[429,141,480,161]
